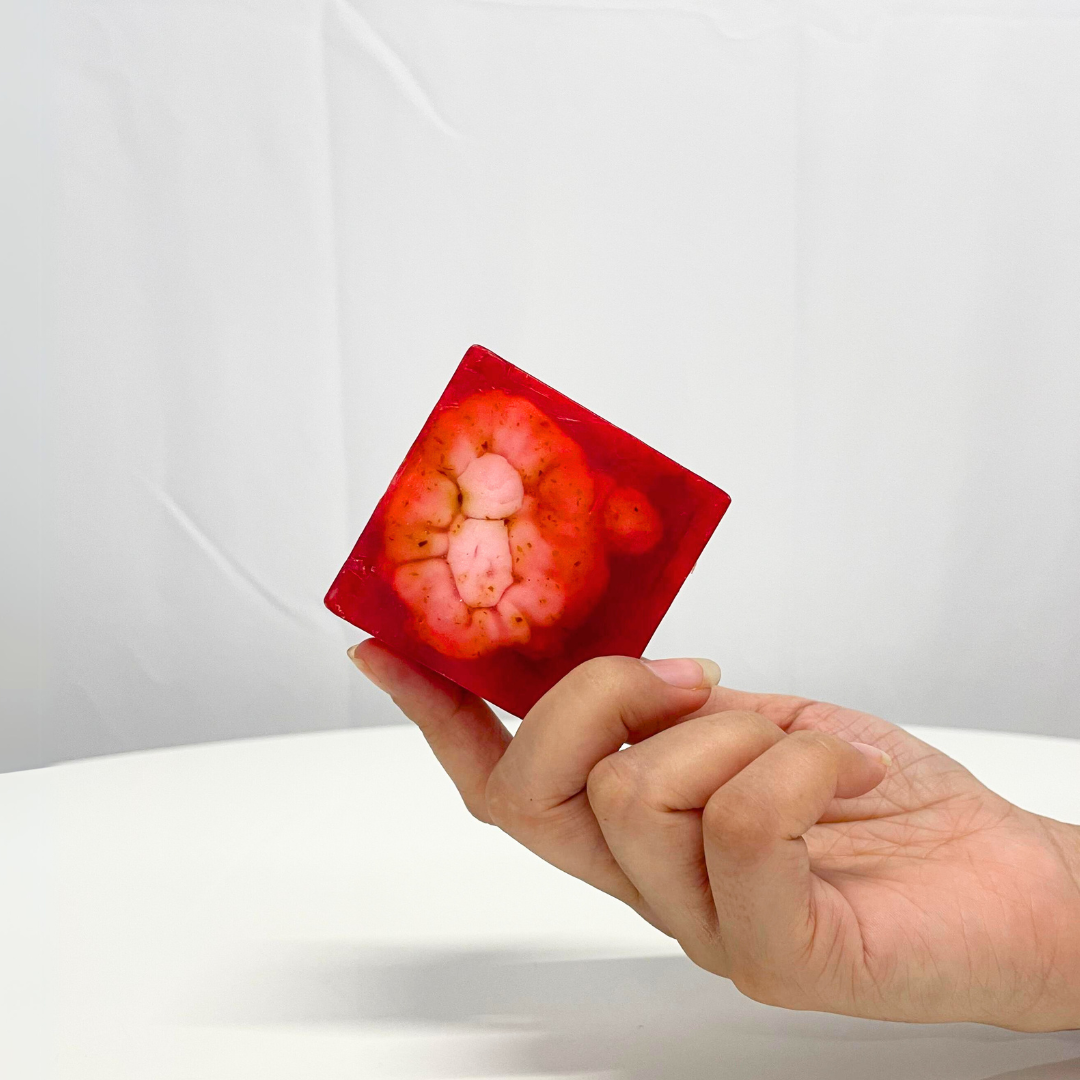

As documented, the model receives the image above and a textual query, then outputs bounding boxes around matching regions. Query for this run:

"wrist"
[1037,816,1080,1030]
[1045,817,1080,899]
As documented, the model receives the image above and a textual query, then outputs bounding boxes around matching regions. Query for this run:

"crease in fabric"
[144,481,317,631]
[315,0,353,601]
[459,0,788,41]
[328,0,460,138]
[460,0,1079,44]
[316,0,368,734]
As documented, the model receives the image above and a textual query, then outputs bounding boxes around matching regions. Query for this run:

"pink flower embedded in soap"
[325,345,731,718]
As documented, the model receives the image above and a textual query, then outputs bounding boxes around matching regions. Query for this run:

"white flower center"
[457,453,524,520]
[447,518,515,608]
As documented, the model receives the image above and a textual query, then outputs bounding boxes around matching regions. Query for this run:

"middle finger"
[586,710,786,954]
[484,655,717,925]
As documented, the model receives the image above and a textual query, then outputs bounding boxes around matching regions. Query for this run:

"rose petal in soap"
[602,486,663,555]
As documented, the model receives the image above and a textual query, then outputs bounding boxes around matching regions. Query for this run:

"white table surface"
[5,722,1080,1080]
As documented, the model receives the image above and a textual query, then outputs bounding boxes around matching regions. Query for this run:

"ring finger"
[586,710,787,957]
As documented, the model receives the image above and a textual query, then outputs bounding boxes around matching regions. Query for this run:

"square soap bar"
[325,345,731,718]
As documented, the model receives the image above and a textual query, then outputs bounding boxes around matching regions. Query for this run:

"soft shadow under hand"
[191,945,1080,1080]
[978,1060,1080,1080]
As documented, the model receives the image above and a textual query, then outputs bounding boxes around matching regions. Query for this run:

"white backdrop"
[35,0,1080,772]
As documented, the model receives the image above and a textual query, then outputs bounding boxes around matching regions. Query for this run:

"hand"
[348,641,1080,1031]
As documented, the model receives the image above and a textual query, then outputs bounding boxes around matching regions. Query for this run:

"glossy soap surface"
[325,346,731,718]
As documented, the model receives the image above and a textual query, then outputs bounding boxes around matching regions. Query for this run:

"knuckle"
[715,709,785,745]
[679,933,729,979]
[701,791,772,856]
[569,655,641,701]
[462,796,495,826]
[586,751,644,816]
[483,770,529,830]
[716,709,770,728]
[731,966,783,1006]
[785,729,844,775]
[731,964,814,1010]
[786,728,839,756]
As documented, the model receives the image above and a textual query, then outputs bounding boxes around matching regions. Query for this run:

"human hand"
[348,641,1080,1031]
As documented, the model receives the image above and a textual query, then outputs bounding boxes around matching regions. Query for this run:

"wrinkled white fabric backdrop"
[36,0,1080,771]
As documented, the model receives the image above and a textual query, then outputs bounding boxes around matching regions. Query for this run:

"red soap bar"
[325,345,731,718]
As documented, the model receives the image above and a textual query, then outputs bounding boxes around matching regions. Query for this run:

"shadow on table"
[983,1063,1080,1080]
[199,945,1080,1080]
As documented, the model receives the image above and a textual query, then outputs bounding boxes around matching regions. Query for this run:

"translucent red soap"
[325,345,731,718]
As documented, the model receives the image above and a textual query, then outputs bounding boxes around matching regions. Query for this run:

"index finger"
[488,655,718,817]
[480,654,718,931]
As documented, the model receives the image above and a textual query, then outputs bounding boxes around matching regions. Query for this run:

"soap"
[325,345,731,718]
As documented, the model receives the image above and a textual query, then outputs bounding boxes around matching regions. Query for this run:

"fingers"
[348,644,719,935]
[587,713,890,973]
[587,710,786,946]
[686,686,898,755]
[701,729,890,989]
[683,685,818,728]
[477,656,717,922]
[349,642,893,997]
[348,639,511,824]
[491,656,718,814]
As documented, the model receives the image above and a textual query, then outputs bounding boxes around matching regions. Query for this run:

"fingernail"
[850,741,892,769]
[642,657,721,690]
[347,644,387,692]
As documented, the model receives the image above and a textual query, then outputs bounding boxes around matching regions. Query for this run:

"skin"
[347,642,1080,1032]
